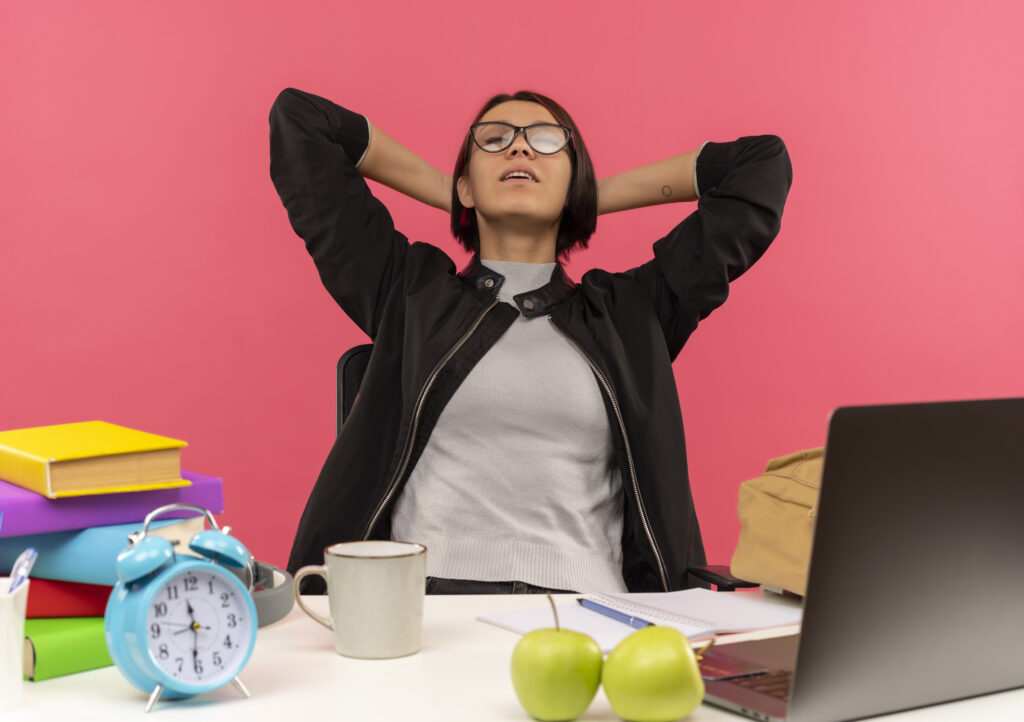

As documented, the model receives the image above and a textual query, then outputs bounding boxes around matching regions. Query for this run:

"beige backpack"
[729,448,823,596]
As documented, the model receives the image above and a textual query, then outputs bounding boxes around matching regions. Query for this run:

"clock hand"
[184,599,212,631]
[189,602,200,658]
[173,624,212,635]
[185,598,214,629]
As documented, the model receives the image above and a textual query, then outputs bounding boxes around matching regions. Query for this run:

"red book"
[26,578,113,618]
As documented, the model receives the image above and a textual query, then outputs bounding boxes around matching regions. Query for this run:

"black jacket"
[269,88,793,593]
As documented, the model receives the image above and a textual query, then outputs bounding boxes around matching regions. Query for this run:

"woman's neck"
[476,217,558,263]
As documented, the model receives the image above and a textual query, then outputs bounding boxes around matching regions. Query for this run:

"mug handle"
[292,565,333,630]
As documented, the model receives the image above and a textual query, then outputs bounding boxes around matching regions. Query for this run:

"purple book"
[0,470,224,537]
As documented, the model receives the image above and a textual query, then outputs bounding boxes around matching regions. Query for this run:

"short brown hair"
[451,91,597,259]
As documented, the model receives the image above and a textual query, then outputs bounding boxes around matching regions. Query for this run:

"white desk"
[10,593,1024,721]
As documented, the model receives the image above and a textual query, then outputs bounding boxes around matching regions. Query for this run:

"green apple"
[602,626,705,722]
[510,627,603,721]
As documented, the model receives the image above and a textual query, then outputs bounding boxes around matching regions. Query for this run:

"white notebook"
[478,588,802,653]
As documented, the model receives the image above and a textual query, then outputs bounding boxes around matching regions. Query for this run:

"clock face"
[144,567,254,686]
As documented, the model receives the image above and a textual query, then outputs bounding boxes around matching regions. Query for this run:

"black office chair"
[336,344,756,592]
[337,344,373,435]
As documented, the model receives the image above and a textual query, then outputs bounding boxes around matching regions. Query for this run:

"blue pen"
[7,547,38,594]
[578,597,654,630]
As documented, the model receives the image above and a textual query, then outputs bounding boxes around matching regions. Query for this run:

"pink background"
[2,2,1022,573]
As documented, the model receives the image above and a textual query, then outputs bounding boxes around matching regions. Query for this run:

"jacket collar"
[458,254,577,318]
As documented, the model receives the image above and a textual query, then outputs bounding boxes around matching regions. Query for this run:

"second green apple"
[602,626,705,722]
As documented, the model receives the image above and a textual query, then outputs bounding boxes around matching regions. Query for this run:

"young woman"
[269,87,792,594]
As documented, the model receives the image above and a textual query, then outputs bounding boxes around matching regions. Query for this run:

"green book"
[23,617,113,681]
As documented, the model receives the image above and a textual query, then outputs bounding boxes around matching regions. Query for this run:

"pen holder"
[0,576,30,712]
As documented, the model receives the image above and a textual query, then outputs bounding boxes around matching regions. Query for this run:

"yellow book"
[0,421,188,499]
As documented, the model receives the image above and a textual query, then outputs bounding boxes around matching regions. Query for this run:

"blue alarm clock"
[105,503,258,712]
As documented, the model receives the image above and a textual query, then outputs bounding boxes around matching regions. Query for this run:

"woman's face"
[457,100,573,235]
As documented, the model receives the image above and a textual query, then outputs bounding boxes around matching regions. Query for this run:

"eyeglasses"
[469,121,572,155]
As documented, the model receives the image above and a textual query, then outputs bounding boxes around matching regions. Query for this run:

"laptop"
[700,398,1024,721]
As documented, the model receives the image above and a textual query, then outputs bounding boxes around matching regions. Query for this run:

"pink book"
[0,470,224,537]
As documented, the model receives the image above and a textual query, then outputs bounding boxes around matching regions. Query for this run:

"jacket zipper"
[363,296,501,540]
[548,316,670,592]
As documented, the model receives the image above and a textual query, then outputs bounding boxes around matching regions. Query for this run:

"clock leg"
[145,684,164,713]
[231,676,251,699]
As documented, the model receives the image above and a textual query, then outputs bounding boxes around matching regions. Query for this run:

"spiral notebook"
[478,588,802,653]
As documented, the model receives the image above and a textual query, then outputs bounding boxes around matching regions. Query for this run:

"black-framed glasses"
[469,121,572,155]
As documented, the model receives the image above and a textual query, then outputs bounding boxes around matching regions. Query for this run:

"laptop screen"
[786,398,1024,721]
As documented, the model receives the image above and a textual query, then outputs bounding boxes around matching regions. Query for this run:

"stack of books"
[0,421,225,681]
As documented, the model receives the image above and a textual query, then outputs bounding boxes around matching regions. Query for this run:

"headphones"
[239,558,294,627]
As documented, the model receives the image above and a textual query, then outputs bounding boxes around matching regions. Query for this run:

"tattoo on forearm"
[661,185,672,198]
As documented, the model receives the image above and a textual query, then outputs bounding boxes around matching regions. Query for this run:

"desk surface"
[10,592,1024,721]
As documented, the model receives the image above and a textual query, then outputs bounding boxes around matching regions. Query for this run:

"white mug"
[293,541,426,659]
[1,577,30,713]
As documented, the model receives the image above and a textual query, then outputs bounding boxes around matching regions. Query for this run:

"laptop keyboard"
[731,670,794,701]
